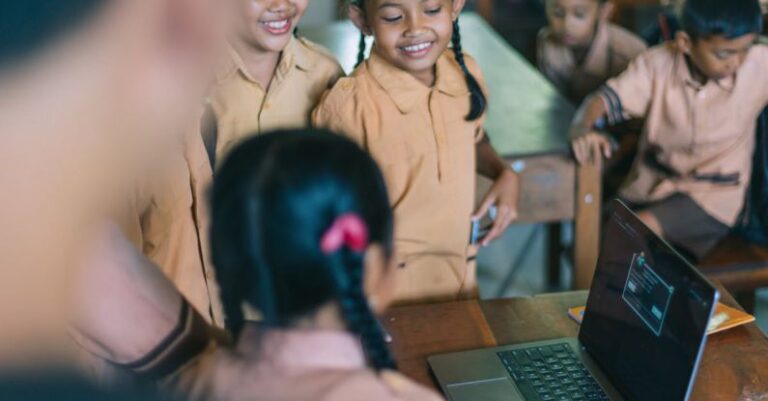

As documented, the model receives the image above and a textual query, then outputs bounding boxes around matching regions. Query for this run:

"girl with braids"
[173,129,443,401]
[209,0,345,162]
[312,0,519,305]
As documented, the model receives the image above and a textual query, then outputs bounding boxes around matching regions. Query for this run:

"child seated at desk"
[171,129,443,401]
[209,0,344,162]
[537,0,647,104]
[570,0,768,260]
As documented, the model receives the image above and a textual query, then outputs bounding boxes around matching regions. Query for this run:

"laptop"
[428,200,719,401]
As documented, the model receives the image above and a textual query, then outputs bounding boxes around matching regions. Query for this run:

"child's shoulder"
[605,23,647,59]
[747,41,768,63]
[444,48,484,80]
[315,74,364,118]
[627,42,679,72]
[295,36,344,74]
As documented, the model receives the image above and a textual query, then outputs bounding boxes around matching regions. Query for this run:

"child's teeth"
[265,20,288,29]
[404,42,431,52]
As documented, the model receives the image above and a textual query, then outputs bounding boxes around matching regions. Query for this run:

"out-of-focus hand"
[473,169,519,247]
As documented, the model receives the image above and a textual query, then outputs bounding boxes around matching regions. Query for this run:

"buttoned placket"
[428,90,448,182]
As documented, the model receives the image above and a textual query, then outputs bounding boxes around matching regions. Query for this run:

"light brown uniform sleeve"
[312,79,366,146]
[601,50,655,123]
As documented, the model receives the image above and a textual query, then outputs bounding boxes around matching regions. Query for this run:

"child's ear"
[599,2,615,22]
[675,30,693,54]
[349,5,372,36]
[450,0,467,20]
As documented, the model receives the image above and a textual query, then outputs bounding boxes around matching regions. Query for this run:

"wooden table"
[302,13,602,290]
[382,288,768,400]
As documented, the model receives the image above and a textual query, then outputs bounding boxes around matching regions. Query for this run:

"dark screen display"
[579,202,718,401]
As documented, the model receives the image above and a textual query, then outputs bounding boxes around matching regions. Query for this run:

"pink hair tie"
[320,213,369,254]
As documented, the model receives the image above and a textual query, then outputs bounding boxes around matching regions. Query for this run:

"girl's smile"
[259,16,294,36]
[399,40,435,58]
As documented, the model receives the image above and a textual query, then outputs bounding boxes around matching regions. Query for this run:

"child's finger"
[600,137,613,159]
[572,140,586,165]
[473,192,495,220]
[482,206,510,246]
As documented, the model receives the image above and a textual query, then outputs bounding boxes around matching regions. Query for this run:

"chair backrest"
[734,106,768,246]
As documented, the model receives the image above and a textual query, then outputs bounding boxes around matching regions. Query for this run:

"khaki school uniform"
[210,36,344,160]
[538,22,647,104]
[313,50,486,305]
[597,43,768,253]
[170,327,444,401]
[119,121,223,327]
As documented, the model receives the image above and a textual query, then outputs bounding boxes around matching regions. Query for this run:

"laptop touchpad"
[446,378,522,401]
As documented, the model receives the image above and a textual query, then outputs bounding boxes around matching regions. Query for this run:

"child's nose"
[403,13,428,36]
[266,0,293,14]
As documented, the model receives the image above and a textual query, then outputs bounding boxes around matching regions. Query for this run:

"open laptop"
[428,200,719,401]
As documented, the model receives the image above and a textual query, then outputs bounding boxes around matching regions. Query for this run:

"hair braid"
[451,19,487,121]
[355,33,367,67]
[333,251,397,370]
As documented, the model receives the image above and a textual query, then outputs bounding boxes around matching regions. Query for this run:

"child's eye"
[381,14,403,22]
[714,51,732,60]
[550,7,565,18]
[425,6,442,14]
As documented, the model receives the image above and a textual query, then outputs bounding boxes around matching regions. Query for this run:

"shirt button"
[341,81,353,91]
[263,102,271,110]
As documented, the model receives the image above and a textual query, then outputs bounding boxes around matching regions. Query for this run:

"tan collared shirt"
[211,36,344,160]
[313,50,486,304]
[119,123,223,327]
[171,328,444,401]
[599,43,768,225]
[538,22,647,104]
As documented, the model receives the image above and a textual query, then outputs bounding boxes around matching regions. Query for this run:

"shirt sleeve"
[600,50,655,124]
[311,81,367,148]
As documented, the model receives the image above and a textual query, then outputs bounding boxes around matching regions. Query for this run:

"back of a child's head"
[681,0,762,40]
[211,128,396,370]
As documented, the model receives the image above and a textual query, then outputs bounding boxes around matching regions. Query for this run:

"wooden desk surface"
[301,12,575,158]
[383,289,768,400]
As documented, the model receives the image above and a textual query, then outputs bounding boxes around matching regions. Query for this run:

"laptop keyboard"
[498,343,610,401]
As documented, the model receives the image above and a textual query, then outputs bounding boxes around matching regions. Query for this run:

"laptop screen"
[579,201,718,401]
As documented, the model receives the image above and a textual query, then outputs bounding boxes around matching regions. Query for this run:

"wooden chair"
[697,238,768,313]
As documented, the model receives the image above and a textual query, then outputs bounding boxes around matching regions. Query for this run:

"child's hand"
[571,131,614,165]
[473,169,519,247]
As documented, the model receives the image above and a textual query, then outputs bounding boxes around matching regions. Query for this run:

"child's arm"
[475,137,519,247]
[570,95,615,165]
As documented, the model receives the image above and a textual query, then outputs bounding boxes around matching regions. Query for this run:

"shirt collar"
[224,37,314,86]
[673,44,736,92]
[365,49,469,114]
[238,327,367,370]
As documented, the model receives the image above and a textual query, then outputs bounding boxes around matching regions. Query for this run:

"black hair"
[0,0,108,69]
[451,18,487,121]
[211,128,397,371]
[681,0,763,40]
[350,2,487,121]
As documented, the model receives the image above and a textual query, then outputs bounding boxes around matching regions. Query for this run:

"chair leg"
[546,223,562,289]
[735,291,757,314]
